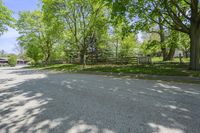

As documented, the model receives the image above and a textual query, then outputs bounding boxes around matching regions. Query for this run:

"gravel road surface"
[0,66,200,133]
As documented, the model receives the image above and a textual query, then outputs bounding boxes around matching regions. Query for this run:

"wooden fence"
[137,57,152,64]
[86,56,152,65]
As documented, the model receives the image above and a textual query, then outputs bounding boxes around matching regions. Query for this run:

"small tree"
[8,55,17,67]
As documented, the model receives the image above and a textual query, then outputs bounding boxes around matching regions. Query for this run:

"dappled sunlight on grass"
[83,64,200,77]
[26,63,200,78]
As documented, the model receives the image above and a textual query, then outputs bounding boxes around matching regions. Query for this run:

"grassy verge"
[84,65,200,77]
[27,63,200,77]
[152,57,190,63]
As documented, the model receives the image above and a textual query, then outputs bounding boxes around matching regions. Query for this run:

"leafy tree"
[50,44,66,62]
[119,33,138,58]
[17,11,44,64]
[42,4,65,63]
[141,40,161,57]
[108,0,200,70]
[141,30,181,60]
[8,55,17,67]
[164,30,180,60]
[26,44,43,64]
[107,0,174,61]
[109,21,131,60]
[17,10,63,64]
[0,0,14,35]
[158,0,200,70]
[178,33,190,58]
[42,0,109,64]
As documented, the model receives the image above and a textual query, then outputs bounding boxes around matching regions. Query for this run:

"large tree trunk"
[80,51,84,64]
[166,46,176,61]
[161,47,167,61]
[185,51,189,58]
[45,53,51,63]
[158,17,168,61]
[80,48,87,65]
[45,48,51,65]
[190,23,200,70]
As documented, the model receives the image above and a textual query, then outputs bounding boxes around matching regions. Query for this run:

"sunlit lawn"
[27,61,200,77]
[152,57,190,63]
[83,64,200,77]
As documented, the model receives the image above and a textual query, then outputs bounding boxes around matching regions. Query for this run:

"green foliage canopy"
[0,0,14,35]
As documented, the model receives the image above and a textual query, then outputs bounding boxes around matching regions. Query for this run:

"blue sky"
[0,0,39,53]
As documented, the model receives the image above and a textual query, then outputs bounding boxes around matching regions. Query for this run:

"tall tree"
[42,0,108,64]
[17,11,44,63]
[161,0,200,70]
[17,10,63,64]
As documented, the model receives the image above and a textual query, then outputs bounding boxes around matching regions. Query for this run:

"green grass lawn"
[84,64,200,77]
[28,63,200,77]
[152,57,190,63]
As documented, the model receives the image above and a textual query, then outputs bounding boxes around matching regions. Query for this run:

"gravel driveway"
[0,66,200,133]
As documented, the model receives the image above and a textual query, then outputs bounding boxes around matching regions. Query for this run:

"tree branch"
[172,0,191,21]
[163,0,190,33]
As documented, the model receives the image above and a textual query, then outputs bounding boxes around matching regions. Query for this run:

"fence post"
[137,57,140,65]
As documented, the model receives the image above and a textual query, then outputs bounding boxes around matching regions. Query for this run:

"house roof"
[0,58,8,61]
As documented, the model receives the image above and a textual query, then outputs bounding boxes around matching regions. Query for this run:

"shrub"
[8,55,17,67]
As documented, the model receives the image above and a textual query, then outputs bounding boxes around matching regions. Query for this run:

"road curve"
[0,66,200,133]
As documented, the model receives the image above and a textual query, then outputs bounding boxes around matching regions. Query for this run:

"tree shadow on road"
[0,70,200,133]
